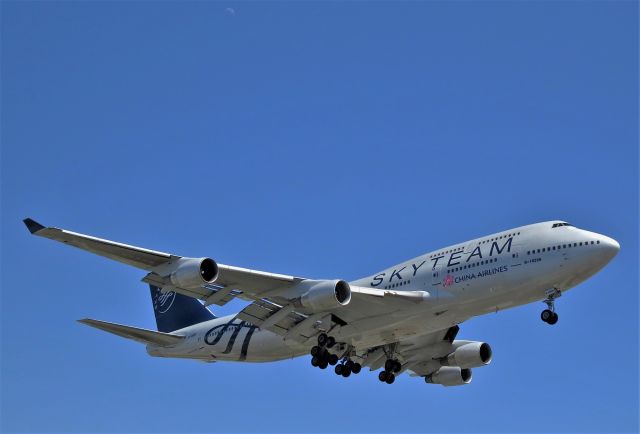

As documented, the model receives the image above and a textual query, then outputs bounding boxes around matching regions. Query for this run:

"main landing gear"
[317,333,335,348]
[310,333,339,370]
[310,333,362,378]
[334,359,362,378]
[541,289,561,325]
[378,359,401,385]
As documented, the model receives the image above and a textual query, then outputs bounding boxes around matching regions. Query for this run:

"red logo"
[442,274,454,287]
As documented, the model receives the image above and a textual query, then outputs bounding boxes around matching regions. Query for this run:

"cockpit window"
[552,222,573,228]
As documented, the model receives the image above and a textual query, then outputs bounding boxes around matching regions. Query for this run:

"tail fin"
[150,285,216,332]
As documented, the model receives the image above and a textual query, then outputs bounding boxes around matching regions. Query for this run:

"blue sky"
[1,1,637,432]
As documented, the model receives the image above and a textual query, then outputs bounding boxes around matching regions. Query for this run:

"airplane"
[23,218,619,386]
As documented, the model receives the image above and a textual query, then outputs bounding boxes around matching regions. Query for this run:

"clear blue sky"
[1,1,637,432]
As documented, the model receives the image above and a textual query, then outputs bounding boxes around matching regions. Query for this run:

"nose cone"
[599,235,620,262]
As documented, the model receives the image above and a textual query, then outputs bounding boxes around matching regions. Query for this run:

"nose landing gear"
[541,288,561,325]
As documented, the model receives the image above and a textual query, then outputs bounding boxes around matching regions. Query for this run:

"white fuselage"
[147,221,619,363]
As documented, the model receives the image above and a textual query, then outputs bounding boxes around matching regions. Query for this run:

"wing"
[24,218,305,303]
[23,218,172,269]
[354,325,492,386]
[358,326,459,374]
[24,218,436,343]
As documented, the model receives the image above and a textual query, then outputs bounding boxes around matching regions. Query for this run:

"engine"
[425,367,472,386]
[297,280,352,312]
[441,342,492,369]
[169,257,218,288]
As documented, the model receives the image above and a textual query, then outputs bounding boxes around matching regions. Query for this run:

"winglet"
[23,218,46,234]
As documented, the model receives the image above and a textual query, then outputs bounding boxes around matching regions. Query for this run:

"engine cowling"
[169,257,218,288]
[441,342,492,369]
[425,367,472,386]
[297,280,351,312]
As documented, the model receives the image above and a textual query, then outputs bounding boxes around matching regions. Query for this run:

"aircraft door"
[430,260,444,299]
[510,240,522,267]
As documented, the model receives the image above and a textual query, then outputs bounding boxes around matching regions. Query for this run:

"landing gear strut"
[541,288,561,325]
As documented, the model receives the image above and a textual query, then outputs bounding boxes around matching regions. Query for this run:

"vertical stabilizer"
[150,285,215,332]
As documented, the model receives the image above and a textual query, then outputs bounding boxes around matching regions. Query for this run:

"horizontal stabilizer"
[78,318,185,347]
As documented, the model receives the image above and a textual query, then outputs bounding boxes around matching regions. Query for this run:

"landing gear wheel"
[541,309,553,323]
[317,333,328,346]
[345,360,354,370]
[334,364,343,375]
[329,354,339,365]
[384,359,395,372]
[547,312,559,325]
[385,373,395,384]
[351,363,362,374]
[310,346,321,357]
[319,360,328,369]
[311,356,320,367]
[326,336,336,348]
[378,371,389,382]
[341,366,352,377]
[393,361,402,373]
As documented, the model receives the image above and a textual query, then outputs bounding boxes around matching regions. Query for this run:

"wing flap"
[236,299,337,343]
[236,299,306,335]
[78,318,185,347]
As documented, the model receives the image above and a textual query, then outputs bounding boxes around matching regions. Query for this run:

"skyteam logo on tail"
[153,288,176,314]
